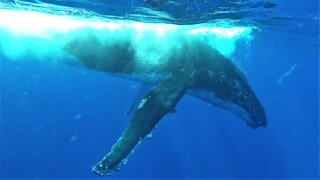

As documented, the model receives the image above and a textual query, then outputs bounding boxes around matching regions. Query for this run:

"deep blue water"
[1,0,319,178]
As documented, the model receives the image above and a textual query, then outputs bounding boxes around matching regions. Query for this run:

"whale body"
[0,10,267,176]
[63,24,267,176]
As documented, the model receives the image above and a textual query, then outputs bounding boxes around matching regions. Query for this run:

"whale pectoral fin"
[92,73,191,176]
[125,83,152,115]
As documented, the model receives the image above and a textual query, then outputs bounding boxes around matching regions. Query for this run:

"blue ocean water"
[0,0,319,178]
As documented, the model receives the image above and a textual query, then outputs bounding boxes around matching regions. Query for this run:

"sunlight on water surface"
[0,9,254,66]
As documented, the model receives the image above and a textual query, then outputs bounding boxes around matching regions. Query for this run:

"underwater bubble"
[74,113,82,120]
[69,135,77,143]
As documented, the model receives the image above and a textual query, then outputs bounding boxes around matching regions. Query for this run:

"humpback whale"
[0,10,267,176]
[63,27,267,176]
